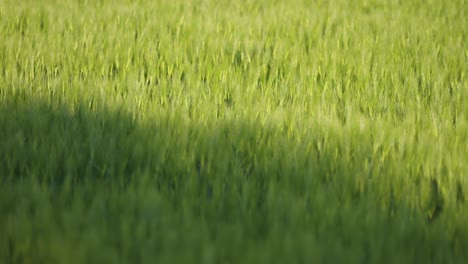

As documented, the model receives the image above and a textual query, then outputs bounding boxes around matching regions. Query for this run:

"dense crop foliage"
[0,0,467,263]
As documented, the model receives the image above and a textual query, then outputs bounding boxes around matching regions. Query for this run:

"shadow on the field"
[0,95,466,263]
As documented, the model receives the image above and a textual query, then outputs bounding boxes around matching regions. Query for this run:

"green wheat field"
[1,0,467,263]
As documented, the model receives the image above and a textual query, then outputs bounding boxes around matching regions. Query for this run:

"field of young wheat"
[0,0,467,263]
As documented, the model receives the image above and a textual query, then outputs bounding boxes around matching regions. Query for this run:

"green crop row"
[0,0,467,263]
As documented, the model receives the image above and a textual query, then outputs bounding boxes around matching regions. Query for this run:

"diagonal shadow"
[0,94,467,263]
